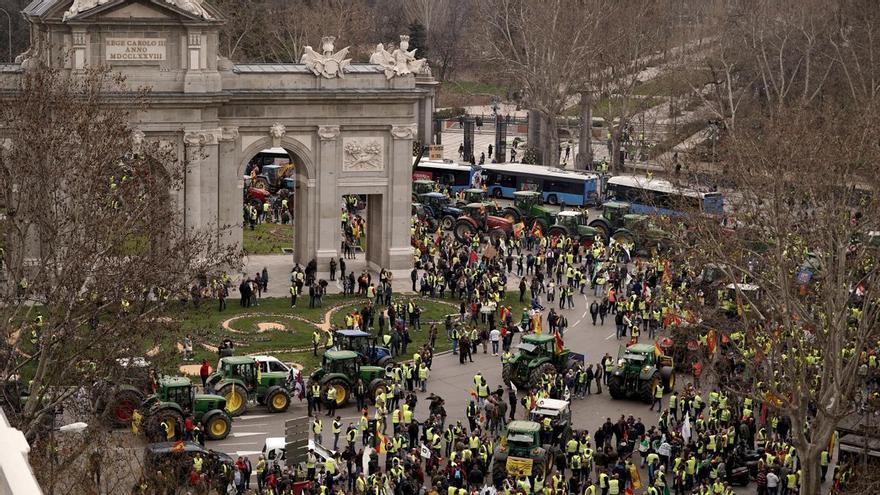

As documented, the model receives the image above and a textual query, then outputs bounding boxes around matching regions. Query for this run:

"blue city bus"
[605,175,725,215]
[479,163,603,206]
[413,159,479,194]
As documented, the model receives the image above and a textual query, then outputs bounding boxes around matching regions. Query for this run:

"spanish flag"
[531,222,543,239]
[555,332,564,354]
[376,431,389,454]
[654,340,663,357]
[706,329,717,355]
[172,439,185,453]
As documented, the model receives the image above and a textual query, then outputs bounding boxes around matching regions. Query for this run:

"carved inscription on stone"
[342,138,383,172]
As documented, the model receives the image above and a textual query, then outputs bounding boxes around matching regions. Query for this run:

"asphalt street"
[212,287,678,470]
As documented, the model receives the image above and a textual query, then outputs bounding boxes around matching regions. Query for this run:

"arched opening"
[241,147,302,255]
[233,137,315,272]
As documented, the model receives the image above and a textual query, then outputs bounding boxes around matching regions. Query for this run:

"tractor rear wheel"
[662,368,676,392]
[588,220,610,240]
[454,221,474,243]
[204,412,232,440]
[501,364,513,387]
[489,229,508,243]
[107,388,144,427]
[217,384,249,417]
[608,375,625,400]
[529,363,557,390]
[148,408,184,442]
[325,378,351,406]
[266,387,291,413]
[503,208,520,224]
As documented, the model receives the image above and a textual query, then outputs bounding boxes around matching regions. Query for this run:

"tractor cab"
[602,201,631,224]
[413,179,438,197]
[419,192,450,209]
[257,164,296,192]
[333,329,392,367]
[155,377,197,410]
[555,210,585,230]
[519,334,556,357]
[461,188,487,204]
[721,283,761,317]
[462,203,489,227]
[513,190,543,211]
[212,356,259,389]
[319,351,360,378]
[506,421,542,458]
[529,398,572,446]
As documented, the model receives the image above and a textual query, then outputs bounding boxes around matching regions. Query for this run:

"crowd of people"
[142,184,861,495]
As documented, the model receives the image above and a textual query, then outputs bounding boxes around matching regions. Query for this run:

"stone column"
[316,125,340,271]
[200,129,221,243]
[184,30,205,93]
[217,127,240,249]
[183,131,206,233]
[387,124,418,270]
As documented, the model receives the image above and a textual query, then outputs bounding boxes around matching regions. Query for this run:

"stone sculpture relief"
[342,138,383,172]
[301,37,351,79]
[64,0,213,20]
[369,35,427,79]
[269,123,286,147]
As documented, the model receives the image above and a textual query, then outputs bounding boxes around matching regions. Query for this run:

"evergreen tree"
[408,22,428,60]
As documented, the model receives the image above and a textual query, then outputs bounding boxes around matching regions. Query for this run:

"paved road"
[211,286,677,468]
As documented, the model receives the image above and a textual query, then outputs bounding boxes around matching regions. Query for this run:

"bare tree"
[0,64,239,492]
[478,0,609,167]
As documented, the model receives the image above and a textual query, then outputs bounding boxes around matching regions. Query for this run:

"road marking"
[232,423,270,428]
[582,311,588,318]
[236,415,273,420]
[605,333,616,340]
[216,442,258,446]
[234,450,263,456]
[230,432,265,438]
[573,320,582,327]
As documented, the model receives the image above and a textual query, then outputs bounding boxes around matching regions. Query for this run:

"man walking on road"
[590,300,599,325]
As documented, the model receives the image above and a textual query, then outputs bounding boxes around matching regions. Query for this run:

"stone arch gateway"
[4,0,438,272]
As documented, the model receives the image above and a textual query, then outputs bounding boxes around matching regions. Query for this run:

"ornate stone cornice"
[184,129,220,146]
[390,124,418,140]
[318,125,340,141]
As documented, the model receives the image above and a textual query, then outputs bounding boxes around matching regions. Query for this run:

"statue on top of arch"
[300,36,351,79]
[370,35,427,80]
[64,0,213,21]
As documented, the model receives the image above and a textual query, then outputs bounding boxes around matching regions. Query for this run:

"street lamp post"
[0,7,11,63]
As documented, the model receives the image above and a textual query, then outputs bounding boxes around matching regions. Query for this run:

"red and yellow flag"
[554,332,564,354]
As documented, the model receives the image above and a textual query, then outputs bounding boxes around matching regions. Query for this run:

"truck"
[205,356,294,417]
[491,421,549,486]
[502,334,576,391]
[131,376,232,442]
[607,343,676,403]
[309,350,389,406]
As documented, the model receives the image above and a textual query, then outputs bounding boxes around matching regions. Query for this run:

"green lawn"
[444,80,509,97]
[242,223,294,255]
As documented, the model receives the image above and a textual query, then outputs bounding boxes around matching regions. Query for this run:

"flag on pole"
[554,331,564,354]
[681,411,692,442]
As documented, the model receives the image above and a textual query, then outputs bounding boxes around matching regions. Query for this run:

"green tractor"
[547,210,601,245]
[455,188,488,207]
[588,201,667,249]
[310,350,389,407]
[502,334,577,390]
[501,191,556,231]
[205,356,293,417]
[131,376,232,442]
[412,179,438,201]
[491,420,550,486]
[607,343,676,403]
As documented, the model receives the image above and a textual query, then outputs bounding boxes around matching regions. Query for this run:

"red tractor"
[453,202,514,243]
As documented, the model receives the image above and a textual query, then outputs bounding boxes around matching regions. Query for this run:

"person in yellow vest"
[332,416,342,450]
[608,473,620,495]
[650,380,664,411]
[312,330,322,356]
[598,470,610,495]
[312,417,322,446]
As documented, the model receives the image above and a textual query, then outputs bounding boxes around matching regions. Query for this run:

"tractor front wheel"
[503,208,520,224]
[454,221,475,243]
[204,412,232,441]
[218,384,249,417]
[369,380,388,404]
[639,376,658,404]
[608,375,625,400]
[440,215,456,230]
[266,387,291,413]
